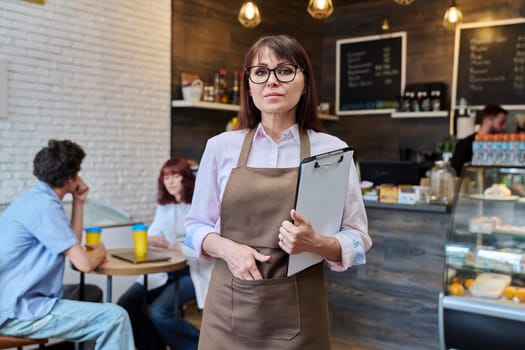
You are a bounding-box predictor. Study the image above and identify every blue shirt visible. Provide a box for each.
[0,181,78,325]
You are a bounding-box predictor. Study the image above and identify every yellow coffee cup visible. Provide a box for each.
[132,223,148,257]
[85,227,102,249]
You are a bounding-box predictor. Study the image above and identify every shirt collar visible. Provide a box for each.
[36,180,60,201]
[254,123,300,144]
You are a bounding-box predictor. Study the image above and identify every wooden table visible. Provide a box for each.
[93,248,187,303]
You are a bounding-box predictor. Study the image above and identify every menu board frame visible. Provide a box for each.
[451,18,525,111]
[336,32,406,116]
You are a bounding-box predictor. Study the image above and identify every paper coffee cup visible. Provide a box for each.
[132,223,148,257]
[85,227,102,249]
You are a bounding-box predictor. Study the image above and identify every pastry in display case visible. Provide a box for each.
[438,165,525,350]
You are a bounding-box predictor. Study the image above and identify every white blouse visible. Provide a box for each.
[185,123,372,271]
[137,203,212,309]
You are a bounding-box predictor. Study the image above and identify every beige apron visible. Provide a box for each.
[198,128,331,350]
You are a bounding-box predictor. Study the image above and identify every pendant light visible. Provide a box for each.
[393,0,415,5]
[381,16,390,31]
[381,0,390,31]
[307,0,334,20]
[238,1,261,28]
[443,0,463,30]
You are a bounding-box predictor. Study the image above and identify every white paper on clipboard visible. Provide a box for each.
[287,147,353,276]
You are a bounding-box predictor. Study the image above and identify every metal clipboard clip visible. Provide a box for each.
[314,150,345,168]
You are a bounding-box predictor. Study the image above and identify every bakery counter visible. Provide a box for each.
[364,200,450,213]
[326,202,449,350]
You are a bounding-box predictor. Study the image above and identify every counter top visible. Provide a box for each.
[364,200,450,213]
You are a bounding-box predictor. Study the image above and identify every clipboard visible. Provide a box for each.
[287,147,353,276]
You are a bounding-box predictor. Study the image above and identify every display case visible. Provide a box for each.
[438,165,525,350]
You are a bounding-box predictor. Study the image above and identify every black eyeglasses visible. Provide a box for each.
[245,63,303,84]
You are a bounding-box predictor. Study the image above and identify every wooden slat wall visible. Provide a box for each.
[326,207,449,350]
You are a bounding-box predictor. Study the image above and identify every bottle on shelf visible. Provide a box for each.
[509,133,520,166]
[231,70,240,105]
[471,134,485,165]
[484,134,498,166]
[455,97,474,139]
[219,69,229,104]
[411,91,421,112]
[400,91,411,112]
[431,90,442,111]
[420,91,431,111]
[430,153,456,205]
[214,72,221,103]
[519,133,525,166]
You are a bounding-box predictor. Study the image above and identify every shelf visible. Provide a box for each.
[453,228,525,238]
[171,100,339,121]
[364,200,449,213]
[391,111,448,118]
[172,100,240,112]
[447,261,520,275]
[318,113,339,121]
[442,295,525,322]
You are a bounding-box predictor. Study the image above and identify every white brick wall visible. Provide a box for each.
[0,0,172,224]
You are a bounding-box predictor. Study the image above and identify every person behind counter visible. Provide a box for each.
[118,157,212,350]
[0,139,134,350]
[184,34,372,349]
[451,104,508,175]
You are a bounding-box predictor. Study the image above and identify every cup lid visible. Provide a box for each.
[132,223,148,231]
[85,227,102,233]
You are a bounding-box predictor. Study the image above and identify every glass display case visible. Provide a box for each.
[438,165,525,350]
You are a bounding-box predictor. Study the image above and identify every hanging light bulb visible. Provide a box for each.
[307,0,334,20]
[381,15,390,31]
[393,0,415,5]
[238,1,261,28]
[443,0,463,30]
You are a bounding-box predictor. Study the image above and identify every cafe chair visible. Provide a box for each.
[0,335,48,349]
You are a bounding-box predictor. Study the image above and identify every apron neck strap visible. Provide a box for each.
[299,129,310,160]
[237,127,311,167]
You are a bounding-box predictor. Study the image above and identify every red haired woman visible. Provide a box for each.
[118,157,212,350]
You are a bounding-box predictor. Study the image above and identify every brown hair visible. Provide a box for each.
[480,104,508,120]
[238,34,325,132]
[157,157,195,205]
[33,139,85,188]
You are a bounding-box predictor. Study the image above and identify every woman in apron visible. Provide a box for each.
[185,34,372,350]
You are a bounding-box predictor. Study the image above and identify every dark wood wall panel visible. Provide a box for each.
[171,0,324,161]
[172,0,521,162]
[170,110,232,161]
[171,0,324,100]
[326,207,449,349]
[320,0,520,160]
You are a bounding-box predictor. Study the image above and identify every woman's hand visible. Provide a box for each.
[279,209,342,261]
[148,235,171,250]
[203,233,270,280]
[224,241,271,280]
[278,209,318,254]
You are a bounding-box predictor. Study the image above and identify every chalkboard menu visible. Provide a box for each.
[336,32,406,115]
[452,18,525,110]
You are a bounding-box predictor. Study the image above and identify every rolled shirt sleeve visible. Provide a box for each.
[185,136,225,257]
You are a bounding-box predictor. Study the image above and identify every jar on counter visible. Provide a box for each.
[430,159,457,205]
